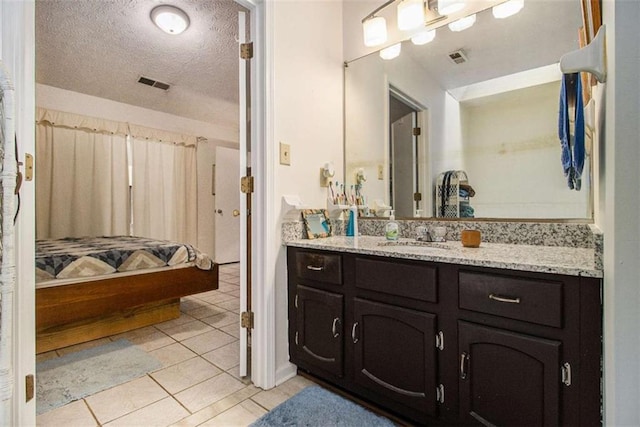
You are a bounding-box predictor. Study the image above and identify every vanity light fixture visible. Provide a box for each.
[448,13,476,31]
[397,0,425,31]
[151,5,190,35]
[363,15,388,47]
[437,0,465,15]
[411,29,436,45]
[380,43,402,60]
[492,0,524,19]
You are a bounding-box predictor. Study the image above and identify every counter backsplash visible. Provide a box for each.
[282,218,603,270]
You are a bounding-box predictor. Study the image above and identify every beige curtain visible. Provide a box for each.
[129,124,198,246]
[35,108,129,239]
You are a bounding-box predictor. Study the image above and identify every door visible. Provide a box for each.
[459,321,561,426]
[294,285,344,378]
[352,298,438,417]
[391,111,417,218]
[214,146,241,264]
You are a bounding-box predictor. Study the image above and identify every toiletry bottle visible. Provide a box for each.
[385,210,399,241]
[346,204,358,237]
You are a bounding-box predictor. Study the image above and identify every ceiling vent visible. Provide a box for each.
[137,76,171,91]
[447,49,468,65]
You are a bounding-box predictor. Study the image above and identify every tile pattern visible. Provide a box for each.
[36,263,316,426]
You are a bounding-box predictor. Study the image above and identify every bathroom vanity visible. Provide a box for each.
[286,235,602,426]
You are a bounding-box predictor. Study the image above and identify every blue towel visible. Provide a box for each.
[558,73,585,190]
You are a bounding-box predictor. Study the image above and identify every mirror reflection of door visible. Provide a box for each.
[390,93,420,218]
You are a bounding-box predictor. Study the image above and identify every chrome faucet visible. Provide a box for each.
[415,226,433,242]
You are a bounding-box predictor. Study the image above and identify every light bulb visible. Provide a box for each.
[397,0,425,31]
[379,43,402,60]
[448,13,476,32]
[438,0,465,15]
[492,0,524,19]
[411,29,436,45]
[363,16,387,47]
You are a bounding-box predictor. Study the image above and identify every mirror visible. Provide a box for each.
[302,209,332,239]
[345,0,594,220]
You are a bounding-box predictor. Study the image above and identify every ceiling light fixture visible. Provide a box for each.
[411,29,436,45]
[397,0,425,31]
[492,0,524,19]
[379,43,402,60]
[448,13,476,31]
[151,5,190,35]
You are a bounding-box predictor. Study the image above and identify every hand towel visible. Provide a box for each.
[558,73,585,190]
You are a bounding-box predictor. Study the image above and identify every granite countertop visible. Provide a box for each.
[286,235,602,278]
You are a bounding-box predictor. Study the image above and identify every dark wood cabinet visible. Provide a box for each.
[286,246,602,426]
[353,298,438,417]
[293,285,344,378]
[459,321,561,426]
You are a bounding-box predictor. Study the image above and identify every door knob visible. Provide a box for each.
[233,209,240,217]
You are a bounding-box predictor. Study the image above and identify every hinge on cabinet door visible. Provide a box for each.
[241,311,254,329]
[561,362,572,386]
[435,331,444,350]
[241,176,254,194]
[413,127,421,136]
[295,331,299,346]
[436,384,445,403]
[240,42,254,60]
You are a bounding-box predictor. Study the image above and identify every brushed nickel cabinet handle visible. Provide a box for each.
[331,317,341,338]
[351,322,359,344]
[460,352,469,379]
[306,265,324,271]
[489,293,521,304]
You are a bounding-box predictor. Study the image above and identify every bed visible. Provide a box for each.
[35,236,218,354]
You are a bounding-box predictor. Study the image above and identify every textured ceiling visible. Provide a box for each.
[36,0,248,126]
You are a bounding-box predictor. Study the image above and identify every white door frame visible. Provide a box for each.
[1,0,37,424]
[234,0,276,389]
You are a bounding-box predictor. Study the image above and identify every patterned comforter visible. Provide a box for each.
[36,236,213,284]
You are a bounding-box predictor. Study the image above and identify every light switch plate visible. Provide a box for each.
[280,142,291,165]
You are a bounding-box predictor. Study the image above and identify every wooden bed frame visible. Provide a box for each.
[35,264,218,353]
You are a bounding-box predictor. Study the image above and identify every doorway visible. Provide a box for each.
[388,88,429,218]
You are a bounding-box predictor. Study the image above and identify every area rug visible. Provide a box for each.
[250,385,396,427]
[36,338,162,415]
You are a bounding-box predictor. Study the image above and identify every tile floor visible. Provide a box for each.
[36,263,315,427]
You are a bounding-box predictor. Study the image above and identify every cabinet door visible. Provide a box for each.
[459,321,561,426]
[295,285,344,377]
[353,298,438,416]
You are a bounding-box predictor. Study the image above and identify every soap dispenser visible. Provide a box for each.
[385,210,399,241]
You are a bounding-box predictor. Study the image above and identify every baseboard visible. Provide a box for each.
[275,362,298,387]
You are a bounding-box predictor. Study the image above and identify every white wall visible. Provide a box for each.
[345,48,448,215]
[458,81,590,218]
[601,1,640,424]
[36,84,239,257]
[270,0,344,383]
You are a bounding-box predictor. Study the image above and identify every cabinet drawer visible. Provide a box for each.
[295,251,342,285]
[355,257,437,303]
[459,271,563,327]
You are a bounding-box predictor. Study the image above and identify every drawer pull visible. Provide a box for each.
[488,293,521,304]
[460,352,469,380]
[306,265,324,271]
[331,317,341,338]
[351,322,359,344]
